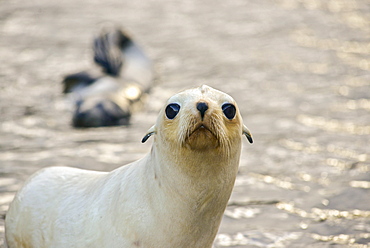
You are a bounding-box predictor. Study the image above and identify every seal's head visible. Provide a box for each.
[142,85,252,155]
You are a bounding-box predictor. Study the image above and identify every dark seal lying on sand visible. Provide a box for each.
[62,27,154,127]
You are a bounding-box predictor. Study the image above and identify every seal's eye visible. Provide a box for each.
[165,103,180,119]
[222,103,236,120]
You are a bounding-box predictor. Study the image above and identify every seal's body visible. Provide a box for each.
[5,85,253,248]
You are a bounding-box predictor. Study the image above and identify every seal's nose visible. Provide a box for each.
[196,102,208,119]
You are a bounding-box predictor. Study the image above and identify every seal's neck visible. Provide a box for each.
[144,144,240,246]
[151,142,240,208]
[153,143,240,189]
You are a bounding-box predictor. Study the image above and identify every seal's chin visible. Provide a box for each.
[185,124,219,150]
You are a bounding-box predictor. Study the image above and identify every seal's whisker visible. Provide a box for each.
[209,115,231,158]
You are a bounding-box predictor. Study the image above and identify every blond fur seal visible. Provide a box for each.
[5,85,253,248]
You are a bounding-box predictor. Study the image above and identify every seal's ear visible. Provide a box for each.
[142,125,156,143]
[242,125,253,144]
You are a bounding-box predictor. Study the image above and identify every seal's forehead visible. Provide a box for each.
[167,85,235,105]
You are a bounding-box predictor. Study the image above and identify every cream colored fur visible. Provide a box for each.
[5,85,252,248]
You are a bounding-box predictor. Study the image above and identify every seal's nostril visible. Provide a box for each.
[196,102,208,119]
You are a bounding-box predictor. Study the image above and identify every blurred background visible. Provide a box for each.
[0,0,369,247]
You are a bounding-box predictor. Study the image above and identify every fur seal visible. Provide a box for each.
[63,27,153,127]
[5,85,253,248]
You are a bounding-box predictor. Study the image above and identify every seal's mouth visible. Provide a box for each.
[189,123,215,137]
[184,122,220,150]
